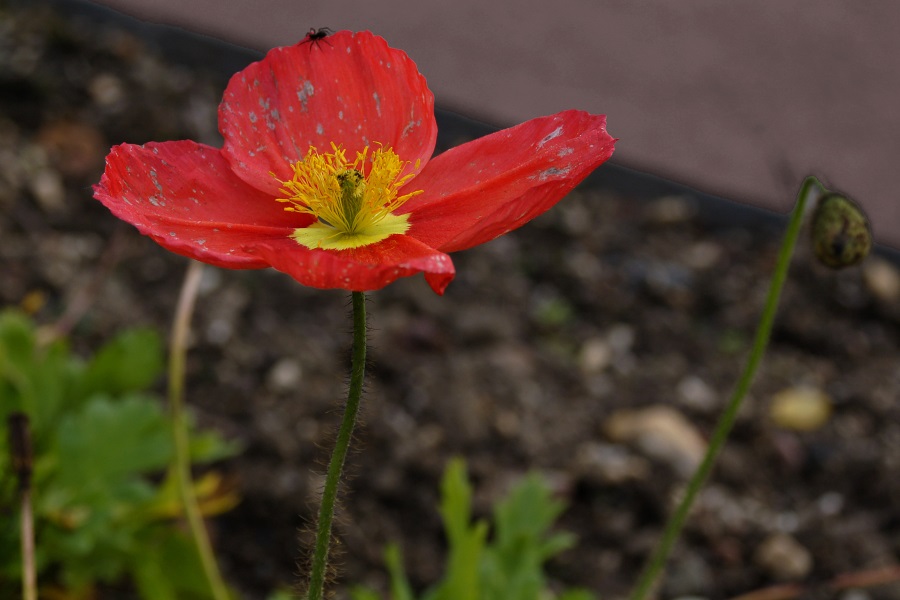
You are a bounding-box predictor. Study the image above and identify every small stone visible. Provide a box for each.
[560,199,591,235]
[266,358,303,392]
[607,323,635,354]
[664,551,714,597]
[769,387,832,432]
[198,267,224,295]
[494,409,521,437]
[205,318,233,345]
[603,405,707,479]
[677,376,718,412]
[575,441,650,484]
[816,491,844,517]
[579,337,612,374]
[29,168,65,213]
[645,195,696,224]
[754,533,813,580]
[683,241,723,270]
[89,73,126,107]
[863,257,900,303]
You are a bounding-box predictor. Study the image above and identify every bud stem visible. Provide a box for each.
[628,176,819,600]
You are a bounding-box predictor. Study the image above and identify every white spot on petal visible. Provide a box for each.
[297,80,315,112]
[537,126,563,148]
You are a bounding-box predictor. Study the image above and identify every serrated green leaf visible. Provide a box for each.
[440,458,473,544]
[482,472,578,600]
[54,394,173,489]
[494,474,567,552]
[432,458,486,600]
[80,328,164,397]
[0,311,239,597]
[365,461,591,600]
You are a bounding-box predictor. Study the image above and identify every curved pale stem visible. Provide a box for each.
[169,260,230,600]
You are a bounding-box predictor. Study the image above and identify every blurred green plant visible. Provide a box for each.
[0,309,239,599]
[352,459,594,600]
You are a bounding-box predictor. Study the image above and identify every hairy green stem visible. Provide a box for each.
[169,261,230,600]
[628,177,825,600]
[306,291,367,600]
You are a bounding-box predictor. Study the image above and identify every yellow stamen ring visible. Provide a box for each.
[277,143,421,250]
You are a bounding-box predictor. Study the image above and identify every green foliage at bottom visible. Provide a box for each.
[0,310,238,598]
[352,459,595,600]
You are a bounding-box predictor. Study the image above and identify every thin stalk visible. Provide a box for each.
[8,414,35,600]
[628,177,824,600]
[169,261,230,600]
[19,491,35,600]
[305,291,367,600]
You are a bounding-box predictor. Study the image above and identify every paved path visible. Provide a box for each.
[91,0,900,248]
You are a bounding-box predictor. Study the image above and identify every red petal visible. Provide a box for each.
[220,30,437,197]
[401,111,616,253]
[251,235,455,294]
[94,141,304,268]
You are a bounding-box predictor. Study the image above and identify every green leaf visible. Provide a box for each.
[80,328,164,397]
[131,530,215,600]
[431,458,486,600]
[557,590,597,600]
[366,461,592,600]
[0,311,36,361]
[493,473,572,563]
[0,312,239,596]
[350,588,383,600]
[54,394,173,489]
[189,423,242,464]
[385,544,415,600]
[0,310,76,432]
[483,473,577,600]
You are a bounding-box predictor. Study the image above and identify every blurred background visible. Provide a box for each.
[83,0,900,248]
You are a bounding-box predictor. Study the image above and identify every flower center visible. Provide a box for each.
[277,143,421,250]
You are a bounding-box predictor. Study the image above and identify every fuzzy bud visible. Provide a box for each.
[810,192,871,269]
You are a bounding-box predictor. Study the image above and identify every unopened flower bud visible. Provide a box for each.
[810,192,871,269]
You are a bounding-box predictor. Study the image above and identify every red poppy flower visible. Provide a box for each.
[94,30,616,295]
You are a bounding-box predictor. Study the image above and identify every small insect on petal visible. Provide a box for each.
[302,27,335,50]
[810,192,872,269]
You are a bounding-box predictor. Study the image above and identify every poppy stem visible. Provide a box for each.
[628,176,825,600]
[306,291,367,600]
[169,261,231,600]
